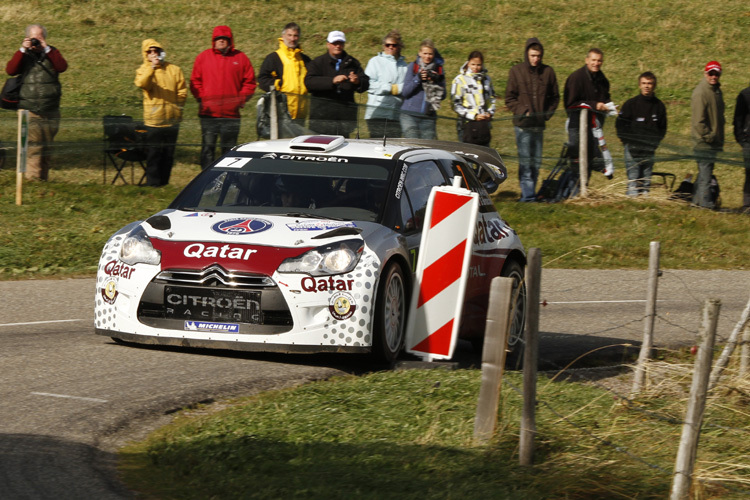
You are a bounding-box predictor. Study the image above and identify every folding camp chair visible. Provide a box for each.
[103,115,147,185]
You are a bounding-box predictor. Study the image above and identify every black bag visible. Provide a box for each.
[462,119,491,145]
[0,75,23,110]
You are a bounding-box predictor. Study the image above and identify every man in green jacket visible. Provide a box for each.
[5,24,67,181]
[691,61,725,209]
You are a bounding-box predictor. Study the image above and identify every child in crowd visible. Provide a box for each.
[451,51,495,146]
[400,39,445,139]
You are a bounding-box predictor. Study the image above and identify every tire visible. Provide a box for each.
[372,263,407,364]
[501,260,527,364]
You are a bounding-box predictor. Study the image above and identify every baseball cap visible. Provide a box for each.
[327,31,346,44]
[704,61,722,74]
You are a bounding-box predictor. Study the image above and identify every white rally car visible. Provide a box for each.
[95,136,526,362]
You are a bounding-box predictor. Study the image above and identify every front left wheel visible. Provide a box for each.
[372,263,407,364]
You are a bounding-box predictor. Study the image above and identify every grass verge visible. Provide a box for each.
[1,163,748,279]
[118,356,750,499]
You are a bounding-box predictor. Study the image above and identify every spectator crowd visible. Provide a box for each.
[4,23,750,212]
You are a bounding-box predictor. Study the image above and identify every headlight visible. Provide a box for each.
[278,239,363,276]
[119,225,161,266]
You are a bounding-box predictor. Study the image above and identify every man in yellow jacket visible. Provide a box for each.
[258,22,310,125]
[135,39,186,186]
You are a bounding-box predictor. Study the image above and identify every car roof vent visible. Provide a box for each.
[289,135,346,152]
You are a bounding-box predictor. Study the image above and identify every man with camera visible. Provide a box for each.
[5,24,67,181]
[135,39,186,187]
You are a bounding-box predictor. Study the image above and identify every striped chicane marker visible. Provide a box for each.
[405,181,478,361]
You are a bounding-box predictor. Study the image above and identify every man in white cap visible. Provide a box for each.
[691,60,725,209]
[304,30,369,137]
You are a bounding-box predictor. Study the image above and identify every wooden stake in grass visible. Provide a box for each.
[474,277,513,445]
[16,109,29,206]
[632,241,660,395]
[709,294,750,389]
[741,323,750,378]
[670,298,720,500]
[520,248,541,466]
[578,107,588,198]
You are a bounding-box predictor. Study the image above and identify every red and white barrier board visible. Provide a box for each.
[405,181,478,361]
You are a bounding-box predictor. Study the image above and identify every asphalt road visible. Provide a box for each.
[1,269,748,498]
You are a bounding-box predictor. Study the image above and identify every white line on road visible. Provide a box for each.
[31,392,108,403]
[543,300,668,304]
[0,319,87,327]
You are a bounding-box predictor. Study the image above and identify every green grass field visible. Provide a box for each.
[1,2,749,281]
[118,363,750,499]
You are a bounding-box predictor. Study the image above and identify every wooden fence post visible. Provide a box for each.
[709,294,750,388]
[16,109,29,206]
[632,241,660,395]
[474,277,513,445]
[578,108,588,198]
[741,323,750,378]
[520,248,541,466]
[270,91,279,140]
[670,299,720,500]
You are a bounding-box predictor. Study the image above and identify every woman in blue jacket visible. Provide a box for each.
[364,30,408,138]
[400,39,445,139]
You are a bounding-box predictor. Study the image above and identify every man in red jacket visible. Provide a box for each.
[190,26,256,169]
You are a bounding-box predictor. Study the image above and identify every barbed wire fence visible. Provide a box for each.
[483,244,750,498]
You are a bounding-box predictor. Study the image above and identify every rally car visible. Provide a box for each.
[95,135,526,362]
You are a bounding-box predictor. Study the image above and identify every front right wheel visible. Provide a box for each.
[502,259,527,367]
[372,263,407,364]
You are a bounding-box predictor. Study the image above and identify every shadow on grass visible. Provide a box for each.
[120,433,668,499]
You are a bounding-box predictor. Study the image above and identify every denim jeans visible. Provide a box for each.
[400,112,437,139]
[624,144,655,197]
[199,116,241,169]
[742,145,750,208]
[692,148,717,208]
[514,126,544,201]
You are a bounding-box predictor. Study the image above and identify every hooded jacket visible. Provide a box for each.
[189,26,257,119]
[364,52,408,120]
[504,38,559,129]
[451,62,496,121]
[691,78,725,150]
[6,45,67,115]
[258,39,311,119]
[134,39,187,127]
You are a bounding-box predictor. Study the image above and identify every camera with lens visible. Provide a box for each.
[30,38,41,47]
[425,69,439,81]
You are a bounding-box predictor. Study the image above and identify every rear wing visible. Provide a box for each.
[387,139,508,185]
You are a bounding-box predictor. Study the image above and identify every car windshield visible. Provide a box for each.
[170,156,392,222]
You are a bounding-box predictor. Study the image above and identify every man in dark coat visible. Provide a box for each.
[615,72,667,196]
[505,37,559,201]
[563,48,611,176]
[5,24,67,181]
[304,31,369,137]
[733,83,750,211]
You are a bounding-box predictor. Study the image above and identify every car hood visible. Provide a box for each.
[140,210,366,275]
